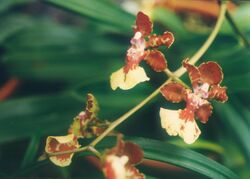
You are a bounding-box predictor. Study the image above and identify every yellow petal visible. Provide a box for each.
[179,120,201,144]
[110,66,149,90]
[160,108,182,136]
[160,108,201,144]
[104,155,128,179]
[45,134,80,167]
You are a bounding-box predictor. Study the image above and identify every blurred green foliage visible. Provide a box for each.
[0,0,249,178]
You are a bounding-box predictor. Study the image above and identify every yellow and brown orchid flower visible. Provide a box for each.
[102,136,145,179]
[160,60,228,144]
[45,94,109,167]
[110,11,174,90]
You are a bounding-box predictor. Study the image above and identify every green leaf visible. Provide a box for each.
[221,3,250,35]
[96,137,237,179]
[169,139,224,154]
[20,135,40,169]
[45,0,134,32]
[152,7,187,37]
[224,73,250,92]
[0,94,82,143]
[1,17,126,82]
[0,0,34,13]
[0,15,34,43]
[0,83,153,143]
[214,102,250,163]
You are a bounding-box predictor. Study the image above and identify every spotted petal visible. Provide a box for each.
[195,103,213,123]
[107,135,144,165]
[125,165,145,179]
[160,108,200,144]
[103,136,144,179]
[135,11,152,36]
[160,82,187,103]
[145,50,167,72]
[147,32,174,48]
[45,134,80,167]
[183,60,201,88]
[198,61,223,85]
[110,67,149,90]
[208,85,228,102]
[103,155,144,179]
[104,155,129,179]
[123,142,144,165]
[160,108,183,136]
[86,93,99,118]
[179,119,201,144]
[161,31,175,48]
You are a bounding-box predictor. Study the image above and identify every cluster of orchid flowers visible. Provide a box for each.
[44,94,144,178]
[45,94,110,166]
[43,11,228,179]
[110,11,228,144]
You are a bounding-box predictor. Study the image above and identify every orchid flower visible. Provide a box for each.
[102,136,144,179]
[110,11,174,90]
[160,60,228,144]
[45,94,109,166]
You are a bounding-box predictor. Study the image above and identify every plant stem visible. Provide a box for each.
[164,69,190,89]
[174,2,227,77]
[88,146,101,158]
[49,146,88,156]
[47,145,102,157]
[225,10,250,47]
[47,2,227,157]
[90,78,172,147]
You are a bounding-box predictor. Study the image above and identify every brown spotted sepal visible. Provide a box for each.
[102,135,144,179]
[145,50,167,72]
[160,60,228,144]
[134,11,152,36]
[208,85,228,103]
[160,82,187,103]
[68,93,109,138]
[45,134,80,167]
[86,93,99,119]
[147,31,174,48]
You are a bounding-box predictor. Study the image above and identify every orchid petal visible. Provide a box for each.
[195,103,213,123]
[145,50,167,72]
[161,82,187,103]
[45,134,80,167]
[104,155,129,179]
[135,11,152,36]
[147,32,174,48]
[183,60,201,88]
[160,108,183,136]
[110,67,149,90]
[161,31,175,48]
[198,61,223,85]
[179,119,201,144]
[160,108,200,144]
[208,85,228,102]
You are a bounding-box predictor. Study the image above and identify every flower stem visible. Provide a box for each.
[164,69,190,89]
[48,146,88,157]
[174,2,227,77]
[47,145,101,158]
[90,78,171,147]
[47,2,227,157]
[225,10,250,47]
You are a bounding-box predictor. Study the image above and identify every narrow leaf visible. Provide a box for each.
[45,0,134,32]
